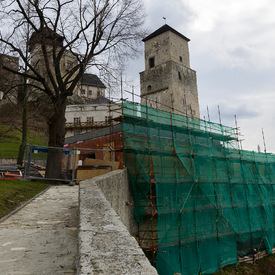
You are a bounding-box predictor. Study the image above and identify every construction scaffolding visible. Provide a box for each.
[122,100,275,275]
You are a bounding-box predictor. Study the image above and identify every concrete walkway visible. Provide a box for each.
[0,185,79,275]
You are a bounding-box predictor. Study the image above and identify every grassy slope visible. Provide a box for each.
[0,123,47,159]
[0,179,49,218]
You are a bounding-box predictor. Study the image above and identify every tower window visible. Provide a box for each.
[179,56,183,62]
[178,72,182,80]
[147,85,152,92]
[149,57,155,68]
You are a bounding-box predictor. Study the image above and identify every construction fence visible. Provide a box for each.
[0,141,118,183]
[122,100,275,275]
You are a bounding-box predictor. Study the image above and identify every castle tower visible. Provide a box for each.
[140,25,200,118]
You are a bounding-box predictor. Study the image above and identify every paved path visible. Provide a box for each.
[0,185,79,275]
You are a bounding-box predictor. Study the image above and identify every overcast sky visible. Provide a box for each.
[123,0,275,153]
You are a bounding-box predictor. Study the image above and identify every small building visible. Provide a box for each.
[63,123,124,182]
[75,73,106,99]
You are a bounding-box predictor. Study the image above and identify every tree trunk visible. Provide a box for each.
[45,97,67,180]
[17,82,28,167]
[17,102,27,166]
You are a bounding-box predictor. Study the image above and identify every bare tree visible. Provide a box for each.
[0,0,146,179]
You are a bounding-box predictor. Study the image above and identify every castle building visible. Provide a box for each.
[28,28,106,102]
[28,27,78,94]
[140,25,200,118]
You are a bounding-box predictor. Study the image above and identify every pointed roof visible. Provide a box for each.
[142,24,190,42]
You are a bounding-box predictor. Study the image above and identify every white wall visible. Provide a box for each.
[65,103,121,137]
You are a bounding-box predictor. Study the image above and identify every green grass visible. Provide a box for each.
[0,123,48,159]
[0,179,49,218]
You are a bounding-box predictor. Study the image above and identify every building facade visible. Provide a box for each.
[65,96,121,138]
[140,25,200,118]
[28,28,106,101]
[75,73,106,99]
[28,28,78,95]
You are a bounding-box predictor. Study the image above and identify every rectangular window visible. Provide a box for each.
[105,116,112,122]
[88,90,92,96]
[149,57,155,68]
[97,90,101,97]
[87,117,94,123]
[74,117,81,124]
[81,89,85,95]
[74,130,81,136]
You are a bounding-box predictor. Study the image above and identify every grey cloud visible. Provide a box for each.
[201,103,261,126]
[145,0,195,32]
[229,46,252,60]
[223,104,261,119]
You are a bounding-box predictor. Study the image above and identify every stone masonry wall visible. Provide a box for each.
[140,60,199,117]
[78,169,158,275]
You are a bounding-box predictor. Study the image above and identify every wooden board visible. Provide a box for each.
[82,158,120,170]
[76,167,112,183]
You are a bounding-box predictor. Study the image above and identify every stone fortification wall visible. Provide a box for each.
[78,169,158,275]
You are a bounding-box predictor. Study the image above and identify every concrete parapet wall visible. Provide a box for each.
[78,169,158,275]
[93,169,137,235]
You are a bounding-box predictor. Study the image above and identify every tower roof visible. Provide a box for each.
[28,27,64,52]
[142,24,190,42]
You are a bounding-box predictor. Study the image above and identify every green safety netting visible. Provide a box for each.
[122,100,275,275]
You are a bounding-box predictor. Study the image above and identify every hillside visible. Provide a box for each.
[0,102,48,158]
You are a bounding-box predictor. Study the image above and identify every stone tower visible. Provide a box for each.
[140,25,200,118]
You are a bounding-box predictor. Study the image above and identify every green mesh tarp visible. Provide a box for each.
[122,100,275,275]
